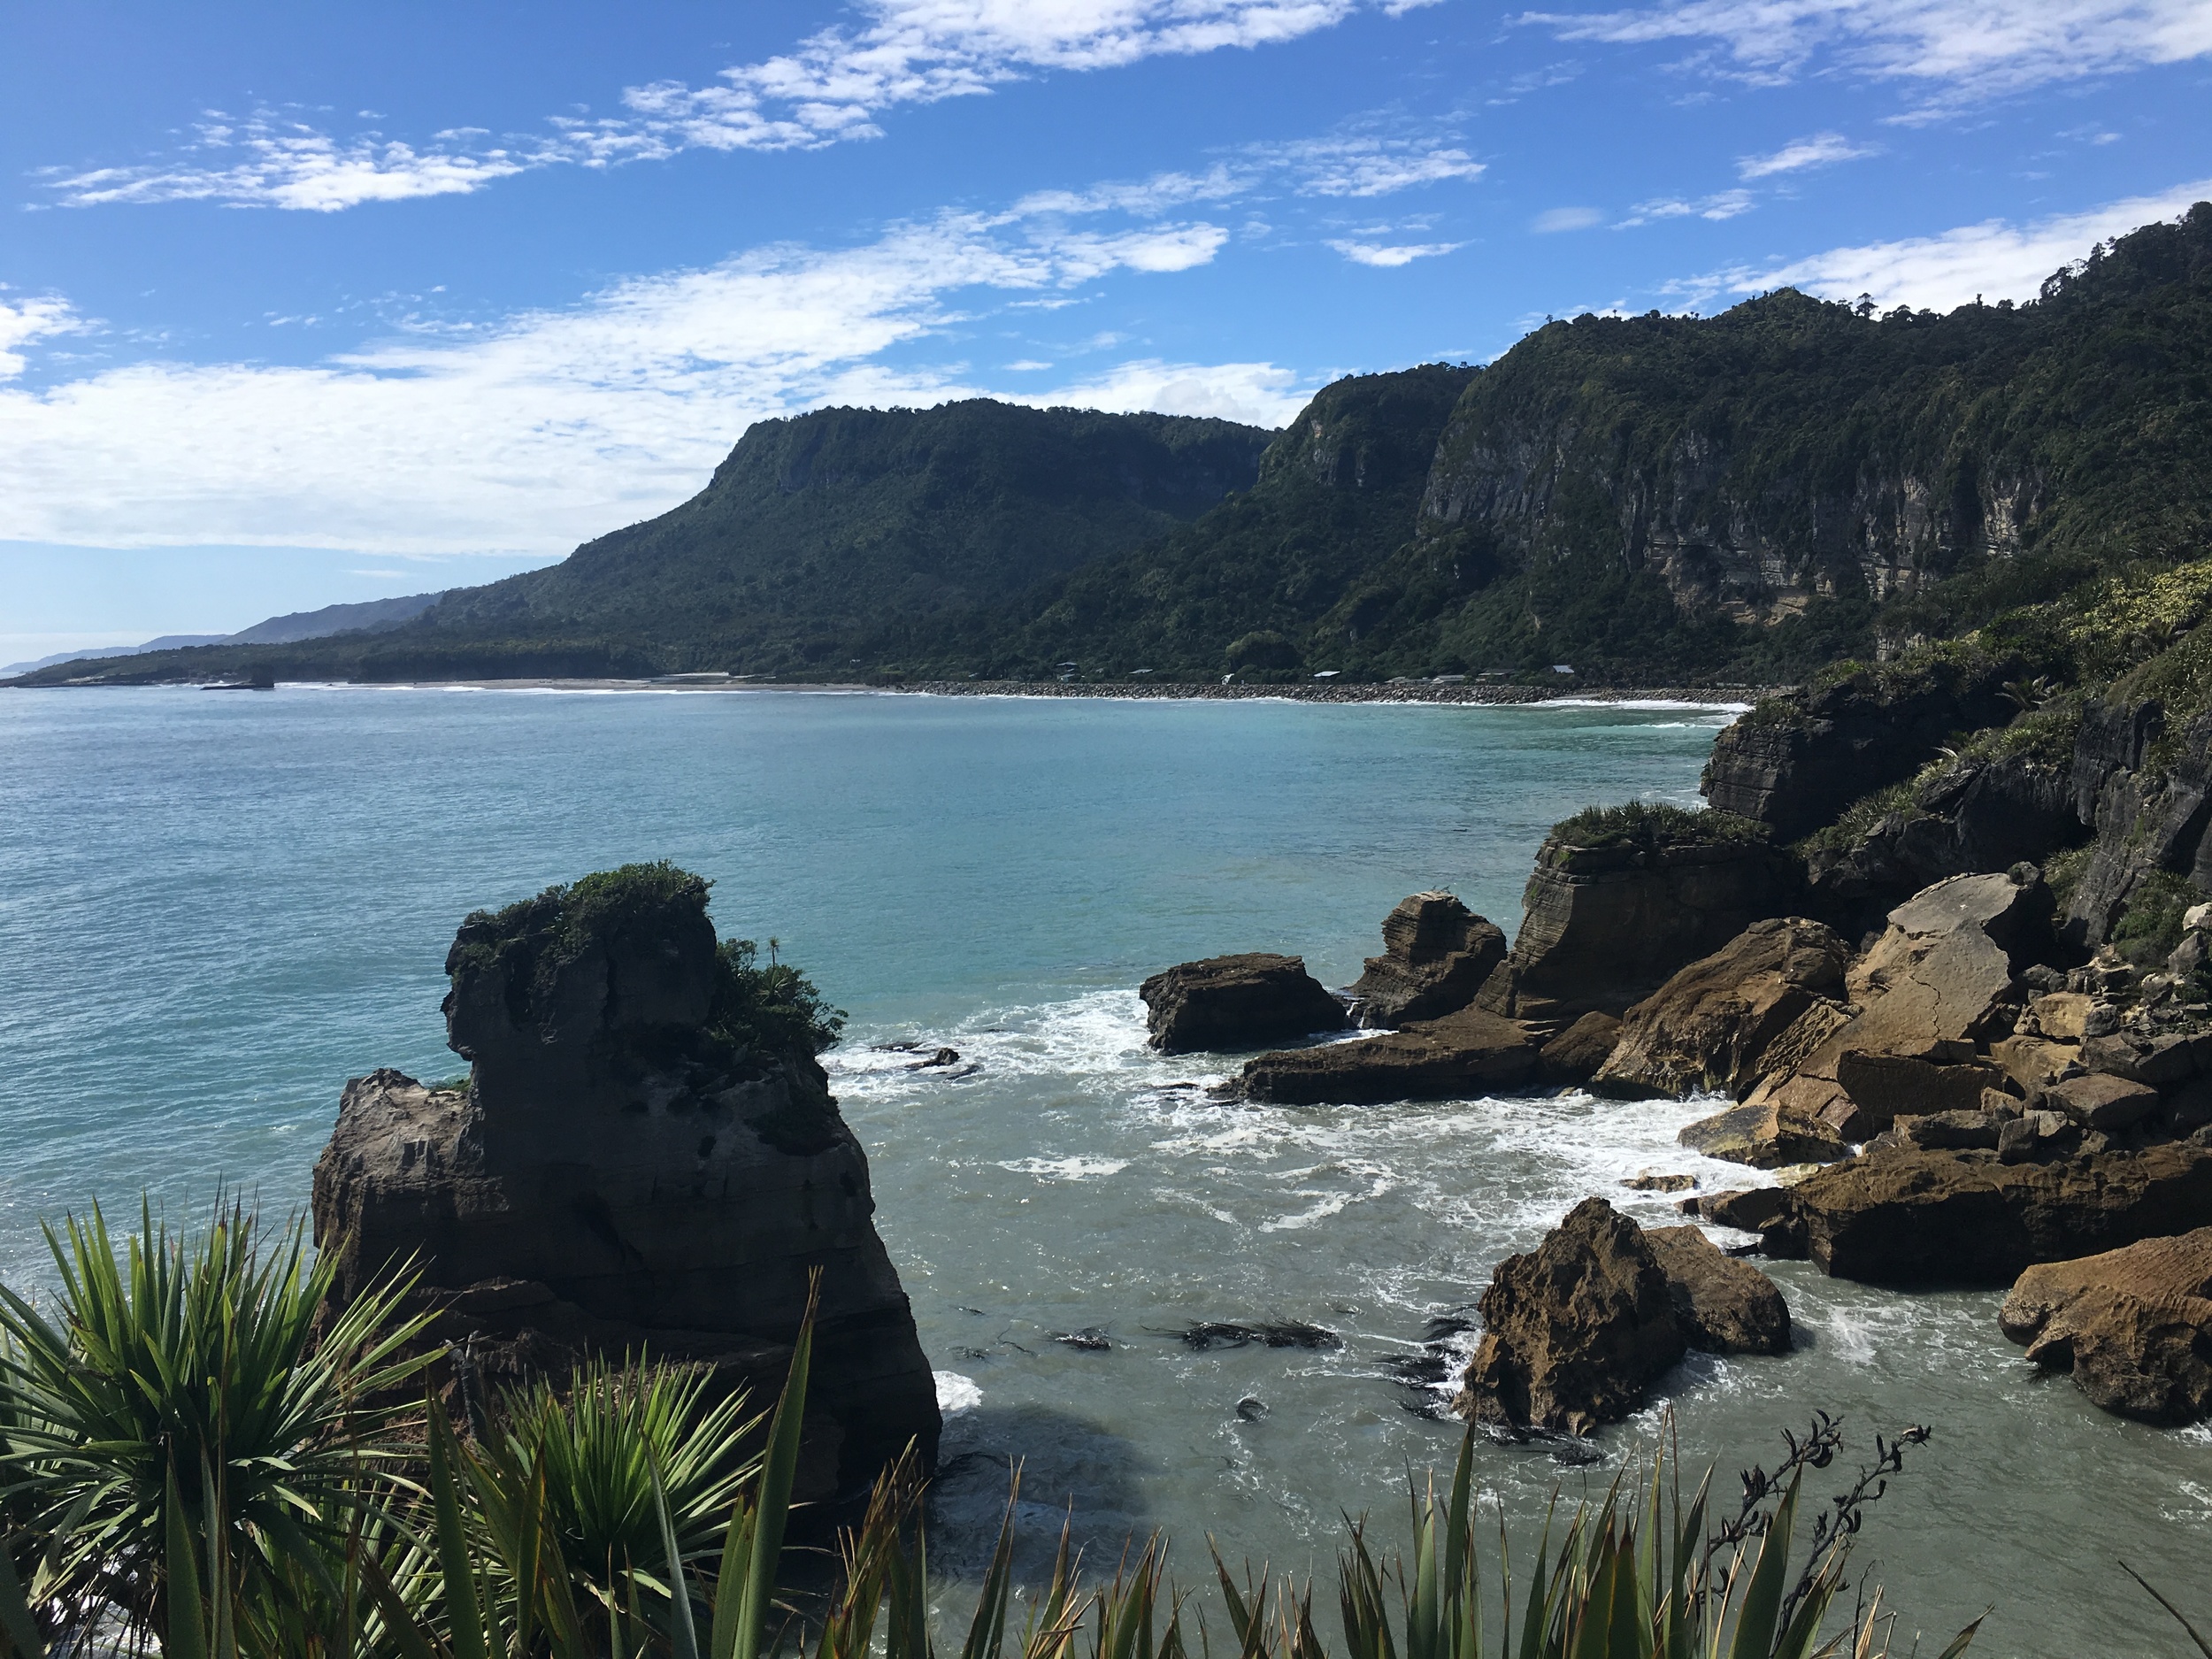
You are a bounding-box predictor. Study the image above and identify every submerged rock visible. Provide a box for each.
[1140,953,1345,1053]
[1455,1198,1790,1435]
[1348,892,1507,1026]
[2000,1228,2212,1425]
[1233,1004,1537,1104]
[311,865,941,1501]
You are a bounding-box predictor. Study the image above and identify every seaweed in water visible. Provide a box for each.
[1176,1320,1342,1350]
[1052,1328,1111,1351]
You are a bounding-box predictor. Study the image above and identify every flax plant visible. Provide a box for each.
[0,1200,432,1652]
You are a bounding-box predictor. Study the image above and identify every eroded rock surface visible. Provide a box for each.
[1140,953,1345,1052]
[1349,893,1506,1026]
[1757,1142,2212,1285]
[1595,918,1848,1099]
[311,868,941,1500]
[1233,1004,1536,1104]
[1476,834,1801,1024]
[1455,1199,1790,1434]
[2001,1228,2212,1424]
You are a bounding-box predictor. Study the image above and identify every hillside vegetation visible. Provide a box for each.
[12,203,2209,689]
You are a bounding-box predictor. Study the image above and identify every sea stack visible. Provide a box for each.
[311,863,941,1500]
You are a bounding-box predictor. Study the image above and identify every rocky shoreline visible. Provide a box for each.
[895,680,1770,706]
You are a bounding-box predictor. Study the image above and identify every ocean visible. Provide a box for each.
[1,685,2204,1655]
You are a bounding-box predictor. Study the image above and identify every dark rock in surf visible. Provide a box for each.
[1178,1320,1342,1350]
[1140,953,1346,1053]
[1232,1004,1537,1104]
[1644,1225,1792,1355]
[311,865,941,1502]
[1348,892,1506,1026]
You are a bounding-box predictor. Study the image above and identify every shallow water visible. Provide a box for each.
[0,686,2205,1655]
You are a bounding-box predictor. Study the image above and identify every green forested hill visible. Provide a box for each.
[14,204,2210,689]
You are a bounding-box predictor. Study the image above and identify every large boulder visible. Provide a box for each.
[1140,953,1345,1052]
[1594,918,1849,1099]
[1756,1142,2212,1285]
[1233,1004,1537,1104]
[1455,1198,1686,1434]
[1476,818,1802,1024]
[2000,1228,2212,1425]
[1676,1102,1848,1169]
[1455,1198,1791,1433]
[1348,893,1506,1026]
[1645,1225,1792,1355]
[311,865,941,1501]
[1731,870,2052,1141]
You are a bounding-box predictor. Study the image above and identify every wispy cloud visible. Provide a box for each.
[0,194,1312,555]
[1517,0,2212,119]
[44,1,1443,212]
[1617,188,1752,226]
[1532,205,1603,232]
[1666,176,2212,311]
[1738,130,1876,177]
[0,295,86,378]
[1325,238,1463,265]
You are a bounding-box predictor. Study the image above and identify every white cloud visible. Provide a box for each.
[1012,135,1481,221]
[1617,188,1754,226]
[0,296,86,379]
[1738,130,1876,177]
[1671,176,2212,311]
[0,199,1312,555]
[47,2,1436,211]
[44,112,534,211]
[1003,358,1055,371]
[1271,136,1484,196]
[1326,238,1463,265]
[1517,0,2212,118]
[1532,205,1603,232]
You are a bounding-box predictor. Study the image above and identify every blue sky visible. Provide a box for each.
[4,0,2211,658]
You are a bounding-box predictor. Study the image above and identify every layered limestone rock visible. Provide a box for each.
[1537,1011,1624,1086]
[2061,702,2212,949]
[311,866,941,1500]
[1594,918,1850,1100]
[1140,953,1345,1052]
[1680,870,2050,1161]
[1348,893,1506,1027]
[1475,833,1801,1025]
[2001,1227,2212,1425]
[1752,1142,2212,1285]
[1233,1004,1536,1105]
[1455,1198,1789,1434]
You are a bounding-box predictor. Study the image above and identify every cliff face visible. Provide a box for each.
[311,866,940,1500]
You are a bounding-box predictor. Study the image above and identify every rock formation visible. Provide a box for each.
[1348,893,1506,1026]
[1751,1141,2212,1285]
[1455,1199,1790,1434]
[311,864,941,1501]
[1594,918,1850,1099]
[1678,870,2050,1161]
[1232,1005,1536,1105]
[2000,1227,2212,1424]
[1474,826,1801,1025]
[1537,1011,1624,1086]
[1140,953,1345,1052]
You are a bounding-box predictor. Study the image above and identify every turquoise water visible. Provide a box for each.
[1,686,2206,1655]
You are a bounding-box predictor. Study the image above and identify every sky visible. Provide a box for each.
[4,1,2212,660]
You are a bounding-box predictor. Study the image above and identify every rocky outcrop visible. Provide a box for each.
[1348,893,1506,1026]
[1538,1011,1624,1086]
[1233,1005,1536,1104]
[1594,918,1849,1099]
[2060,702,2212,949]
[1754,1142,2212,1285]
[1677,1102,1847,1169]
[311,866,941,1500]
[1140,953,1345,1052]
[1718,871,2050,1148]
[1701,664,2017,841]
[1455,1199,1789,1434]
[2000,1227,2212,1424]
[1645,1225,1792,1355]
[1475,832,1802,1024]
[1803,750,2083,945]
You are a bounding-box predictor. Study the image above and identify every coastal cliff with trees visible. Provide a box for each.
[12,202,2208,693]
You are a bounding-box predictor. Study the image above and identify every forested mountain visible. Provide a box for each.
[14,203,2209,689]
